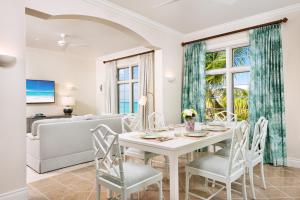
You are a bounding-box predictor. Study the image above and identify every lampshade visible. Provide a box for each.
[61,96,75,106]
[139,96,147,106]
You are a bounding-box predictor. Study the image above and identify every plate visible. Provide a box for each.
[203,127,229,132]
[141,134,159,139]
[185,131,209,137]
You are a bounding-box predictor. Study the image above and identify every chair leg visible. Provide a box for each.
[185,173,190,200]
[260,161,267,189]
[164,155,169,174]
[204,178,208,188]
[226,182,232,200]
[121,190,126,200]
[190,152,193,161]
[242,169,248,200]
[249,167,256,199]
[212,179,216,188]
[96,182,101,200]
[159,181,163,200]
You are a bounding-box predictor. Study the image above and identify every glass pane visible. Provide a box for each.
[205,50,226,71]
[118,84,130,113]
[132,66,139,79]
[233,46,250,67]
[233,72,250,120]
[133,83,139,113]
[118,68,129,81]
[205,74,226,120]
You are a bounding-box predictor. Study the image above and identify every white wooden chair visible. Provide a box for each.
[247,117,268,199]
[91,124,163,200]
[216,117,268,199]
[122,115,158,164]
[148,112,166,130]
[213,111,238,151]
[185,121,249,200]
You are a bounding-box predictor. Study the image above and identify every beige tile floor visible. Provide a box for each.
[28,154,300,200]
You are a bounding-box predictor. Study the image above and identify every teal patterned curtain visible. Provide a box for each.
[182,42,206,122]
[249,24,287,166]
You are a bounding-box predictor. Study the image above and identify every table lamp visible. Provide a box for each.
[61,96,75,115]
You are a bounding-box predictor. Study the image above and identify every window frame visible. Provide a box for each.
[205,40,250,119]
[117,63,139,114]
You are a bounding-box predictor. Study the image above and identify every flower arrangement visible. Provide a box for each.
[182,108,198,119]
[182,109,198,132]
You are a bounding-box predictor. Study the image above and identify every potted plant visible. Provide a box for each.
[182,109,198,132]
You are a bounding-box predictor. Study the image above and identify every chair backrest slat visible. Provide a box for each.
[148,112,165,130]
[214,111,237,126]
[251,117,268,158]
[91,124,125,186]
[122,114,142,133]
[228,121,249,175]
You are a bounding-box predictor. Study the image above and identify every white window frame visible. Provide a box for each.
[117,63,139,113]
[205,39,250,117]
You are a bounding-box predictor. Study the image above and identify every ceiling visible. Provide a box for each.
[108,0,300,33]
[26,15,148,58]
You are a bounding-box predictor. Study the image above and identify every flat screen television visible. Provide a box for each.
[26,79,55,104]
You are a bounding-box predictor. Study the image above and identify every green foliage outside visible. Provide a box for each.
[205,50,249,121]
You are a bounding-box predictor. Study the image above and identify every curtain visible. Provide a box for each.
[138,52,155,129]
[249,24,287,166]
[182,41,206,122]
[104,61,118,114]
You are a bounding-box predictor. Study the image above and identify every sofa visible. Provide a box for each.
[26,114,123,173]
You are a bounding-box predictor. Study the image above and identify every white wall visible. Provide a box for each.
[26,47,97,116]
[184,6,300,167]
[281,10,300,167]
[26,0,184,124]
[0,0,27,198]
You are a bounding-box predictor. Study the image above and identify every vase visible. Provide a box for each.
[185,117,196,132]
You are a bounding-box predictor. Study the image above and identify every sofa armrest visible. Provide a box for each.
[26,133,40,140]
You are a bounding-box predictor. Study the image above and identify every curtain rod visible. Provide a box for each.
[103,50,155,64]
[182,17,288,46]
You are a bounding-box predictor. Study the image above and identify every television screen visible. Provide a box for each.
[26,80,55,103]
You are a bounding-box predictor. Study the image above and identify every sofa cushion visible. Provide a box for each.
[31,118,71,136]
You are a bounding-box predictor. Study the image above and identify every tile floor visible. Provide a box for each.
[28,154,300,200]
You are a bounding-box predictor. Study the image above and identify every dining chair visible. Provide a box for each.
[185,121,249,200]
[91,124,163,200]
[213,111,238,152]
[122,114,158,165]
[148,112,166,130]
[216,117,268,199]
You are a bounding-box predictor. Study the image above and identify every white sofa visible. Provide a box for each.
[26,115,123,173]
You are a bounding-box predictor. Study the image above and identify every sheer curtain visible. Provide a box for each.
[249,24,287,166]
[138,52,154,129]
[182,41,206,122]
[104,61,117,114]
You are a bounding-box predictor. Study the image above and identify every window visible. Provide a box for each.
[205,46,250,121]
[117,65,139,114]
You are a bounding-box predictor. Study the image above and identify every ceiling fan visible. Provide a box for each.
[57,33,88,50]
[153,0,239,8]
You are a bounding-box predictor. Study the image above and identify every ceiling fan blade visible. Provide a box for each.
[153,0,181,8]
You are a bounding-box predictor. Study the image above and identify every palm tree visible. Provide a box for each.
[204,50,249,121]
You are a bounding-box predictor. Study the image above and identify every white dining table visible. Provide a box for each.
[119,126,234,200]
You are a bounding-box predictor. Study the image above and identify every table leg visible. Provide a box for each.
[169,155,179,200]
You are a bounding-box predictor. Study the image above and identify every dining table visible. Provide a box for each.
[118,124,234,200]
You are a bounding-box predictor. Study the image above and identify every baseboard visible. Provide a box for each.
[287,157,300,168]
[0,187,27,200]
